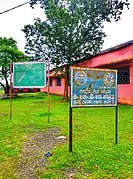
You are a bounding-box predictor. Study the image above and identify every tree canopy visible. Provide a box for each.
[23,0,129,99]
[23,0,129,67]
[0,37,28,94]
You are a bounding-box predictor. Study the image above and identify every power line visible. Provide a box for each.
[0,1,30,15]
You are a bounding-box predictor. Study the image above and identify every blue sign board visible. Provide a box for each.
[71,67,117,107]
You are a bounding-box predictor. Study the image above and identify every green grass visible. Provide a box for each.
[0,93,133,178]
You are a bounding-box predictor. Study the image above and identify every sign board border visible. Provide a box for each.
[13,61,46,88]
[69,66,118,152]
[71,67,118,108]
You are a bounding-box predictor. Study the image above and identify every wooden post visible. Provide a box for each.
[10,62,13,120]
[48,58,50,123]
[69,66,73,152]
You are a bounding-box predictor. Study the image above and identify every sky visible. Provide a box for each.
[0,0,133,53]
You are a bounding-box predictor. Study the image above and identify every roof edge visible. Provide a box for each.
[50,39,133,71]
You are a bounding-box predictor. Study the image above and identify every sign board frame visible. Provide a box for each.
[71,67,117,108]
[69,66,118,152]
[13,61,46,88]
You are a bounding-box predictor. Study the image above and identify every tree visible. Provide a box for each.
[0,37,28,95]
[23,0,129,100]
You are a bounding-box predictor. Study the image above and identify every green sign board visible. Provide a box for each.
[13,62,46,88]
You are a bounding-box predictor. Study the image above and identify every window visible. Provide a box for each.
[56,77,61,86]
[49,79,52,86]
[117,66,130,84]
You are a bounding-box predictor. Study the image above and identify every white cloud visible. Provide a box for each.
[0,0,132,52]
[0,0,45,51]
[103,0,133,49]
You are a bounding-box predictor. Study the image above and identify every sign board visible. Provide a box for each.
[13,61,46,88]
[71,67,117,107]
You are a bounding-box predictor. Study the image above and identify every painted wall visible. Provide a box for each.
[74,45,133,105]
[41,45,133,105]
[75,45,133,68]
[118,64,133,105]
[41,77,70,96]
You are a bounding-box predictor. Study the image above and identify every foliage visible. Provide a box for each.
[0,37,28,94]
[23,0,129,99]
[24,0,129,65]
[0,93,133,178]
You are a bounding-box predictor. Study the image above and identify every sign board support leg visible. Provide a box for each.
[47,58,50,123]
[69,106,72,152]
[10,62,12,120]
[115,106,118,144]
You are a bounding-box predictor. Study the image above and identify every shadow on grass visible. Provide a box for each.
[39,112,52,117]
[6,93,47,101]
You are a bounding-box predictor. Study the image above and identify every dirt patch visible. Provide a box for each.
[64,168,90,179]
[16,128,66,179]
[65,168,77,179]
[0,112,8,117]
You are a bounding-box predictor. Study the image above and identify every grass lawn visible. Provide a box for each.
[0,93,133,178]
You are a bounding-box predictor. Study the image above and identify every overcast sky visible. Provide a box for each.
[0,0,133,53]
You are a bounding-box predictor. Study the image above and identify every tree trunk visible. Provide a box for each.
[62,66,69,101]
[4,75,10,95]
[0,82,7,94]
[1,67,10,94]
[63,76,68,101]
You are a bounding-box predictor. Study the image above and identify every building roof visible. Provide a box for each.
[49,39,133,74]
[100,40,133,55]
[75,40,133,64]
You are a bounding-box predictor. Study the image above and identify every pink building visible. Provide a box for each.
[41,40,133,105]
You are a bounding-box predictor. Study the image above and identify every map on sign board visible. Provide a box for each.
[71,67,117,107]
[13,62,46,88]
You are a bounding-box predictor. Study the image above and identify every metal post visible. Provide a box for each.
[10,62,13,120]
[115,105,118,144]
[115,74,118,144]
[47,58,50,123]
[69,66,73,152]
[69,106,72,152]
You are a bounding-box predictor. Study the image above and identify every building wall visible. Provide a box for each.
[118,64,133,105]
[41,64,133,105]
[75,45,133,68]
[41,45,133,105]
[74,45,133,105]
[41,77,70,96]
